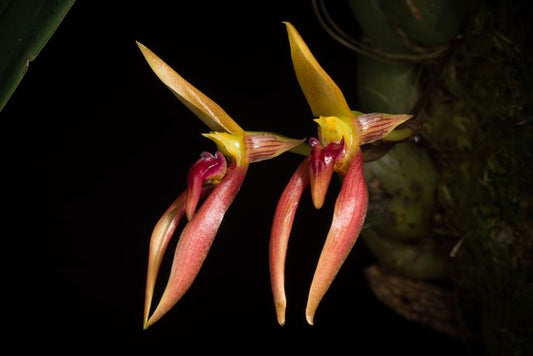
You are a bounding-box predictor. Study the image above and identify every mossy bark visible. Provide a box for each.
[347,0,532,354]
[422,2,533,353]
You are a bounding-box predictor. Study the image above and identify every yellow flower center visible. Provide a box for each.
[202,132,246,165]
[314,116,359,147]
[314,116,361,173]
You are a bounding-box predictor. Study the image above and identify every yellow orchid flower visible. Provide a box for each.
[269,22,412,326]
[137,42,304,329]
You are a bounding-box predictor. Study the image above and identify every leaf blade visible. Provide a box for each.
[0,0,77,112]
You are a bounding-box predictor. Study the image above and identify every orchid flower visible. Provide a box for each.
[137,42,304,329]
[269,22,413,325]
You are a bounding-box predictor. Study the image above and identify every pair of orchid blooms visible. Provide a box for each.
[139,22,411,329]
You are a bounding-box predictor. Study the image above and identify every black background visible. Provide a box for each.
[2,1,476,354]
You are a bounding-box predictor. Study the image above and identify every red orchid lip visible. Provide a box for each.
[308,137,344,209]
[186,151,227,220]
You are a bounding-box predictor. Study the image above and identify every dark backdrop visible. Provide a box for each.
[1,1,474,354]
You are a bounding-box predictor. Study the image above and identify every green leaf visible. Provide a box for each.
[0,0,76,112]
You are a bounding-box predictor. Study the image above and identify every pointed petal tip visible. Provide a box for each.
[275,301,287,326]
[284,20,353,118]
[144,319,155,330]
[311,194,325,210]
[136,40,153,59]
[185,209,194,222]
[142,308,150,330]
[143,309,160,330]
[305,293,319,326]
[282,21,294,32]
[305,311,315,326]
[144,303,167,329]
[282,21,297,33]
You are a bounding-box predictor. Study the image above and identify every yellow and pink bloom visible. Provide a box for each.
[137,42,303,329]
[137,21,412,329]
[269,22,412,325]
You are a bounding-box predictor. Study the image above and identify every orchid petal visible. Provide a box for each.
[186,151,227,220]
[244,131,305,163]
[356,113,412,144]
[145,164,248,328]
[269,158,310,325]
[305,149,368,325]
[284,22,353,119]
[136,41,244,134]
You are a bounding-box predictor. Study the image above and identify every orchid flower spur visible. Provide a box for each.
[137,42,304,329]
[269,22,413,325]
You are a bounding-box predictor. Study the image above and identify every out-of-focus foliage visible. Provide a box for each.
[0,0,76,112]
[349,0,467,53]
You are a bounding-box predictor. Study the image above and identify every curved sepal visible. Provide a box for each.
[136,41,244,134]
[284,22,353,119]
[145,164,248,328]
[305,149,368,325]
[269,158,310,325]
[143,191,188,329]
